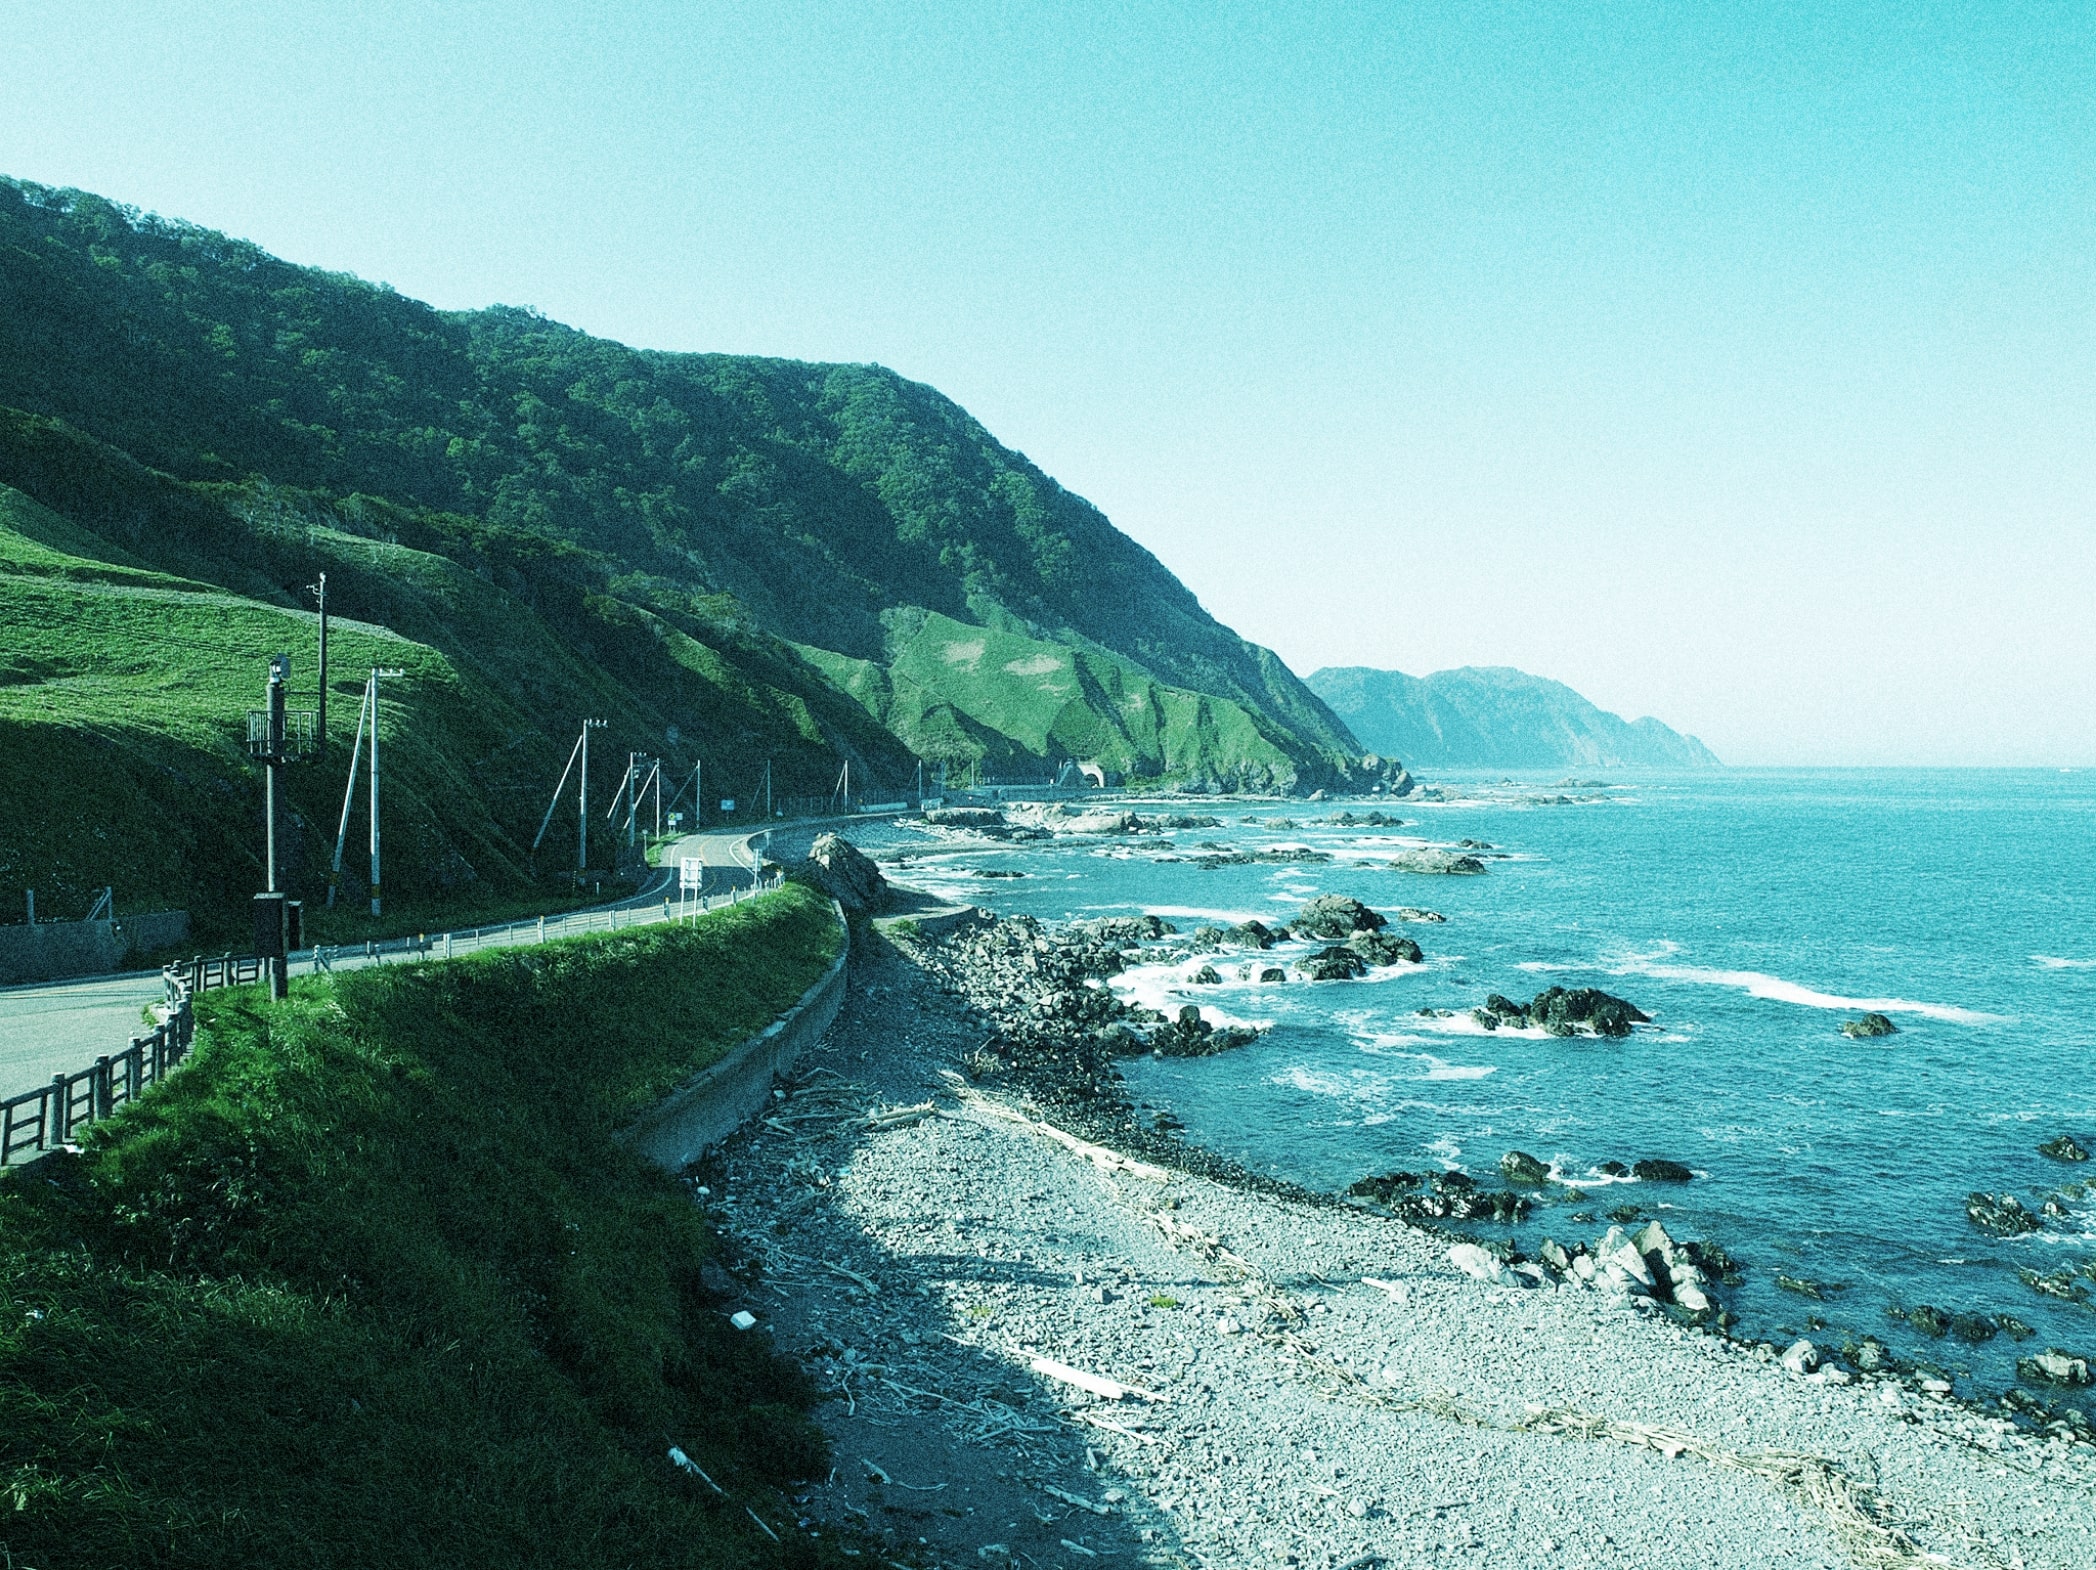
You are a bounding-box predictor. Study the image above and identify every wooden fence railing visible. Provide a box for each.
[1,971,195,1167]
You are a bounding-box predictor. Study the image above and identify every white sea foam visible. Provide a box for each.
[1617,956,1998,1025]
[1420,1056,1496,1081]
[2034,955,2096,970]
[1140,906,1272,925]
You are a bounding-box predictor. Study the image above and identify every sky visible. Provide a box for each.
[4,1,2093,764]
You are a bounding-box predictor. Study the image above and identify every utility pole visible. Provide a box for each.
[367,668,382,918]
[247,653,315,999]
[307,573,328,763]
[531,720,599,868]
[625,751,638,848]
[367,668,403,918]
[264,655,287,895]
[764,758,773,820]
[328,674,369,909]
[578,718,605,875]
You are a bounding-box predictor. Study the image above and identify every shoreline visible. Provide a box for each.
[701,915,2096,1569]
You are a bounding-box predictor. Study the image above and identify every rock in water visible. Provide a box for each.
[1632,1158,1695,1183]
[1346,1171,1423,1206]
[791,833,888,911]
[923,806,1010,834]
[1948,1313,1998,1344]
[2039,1134,2091,1163]
[1296,945,1370,982]
[1471,987,1651,1038]
[1966,1192,2043,1237]
[1841,1012,1899,1038]
[1147,1004,1258,1057]
[1531,986,1650,1038]
[1290,895,1388,938]
[1387,849,1488,875]
[2018,1348,2094,1387]
[1501,1150,1552,1185]
[1346,929,1423,966]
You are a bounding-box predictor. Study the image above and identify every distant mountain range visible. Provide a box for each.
[1305,666,1720,770]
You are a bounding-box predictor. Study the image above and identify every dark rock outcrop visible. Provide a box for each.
[1501,1150,1552,1185]
[1968,1192,2043,1237]
[1472,987,1651,1038]
[1841,1012,1898,1039]
[1347,929,1423,966]
[1296,946,1369,982]
[790,833,888,911]
[1387,850,1487,875]
[2039,1134,2091,1163]
[1290,895,1387,939]
[923,806,1010,834]
[1149,1004,1258,1057]
[1632,1158,1695,1183]
[1348,1168,1530,1225]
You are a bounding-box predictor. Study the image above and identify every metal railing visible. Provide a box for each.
[0,871,786,1167]
[2,972,194,1166]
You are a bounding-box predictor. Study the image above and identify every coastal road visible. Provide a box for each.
[0,827,774,1106]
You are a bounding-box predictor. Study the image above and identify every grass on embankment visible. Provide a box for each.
[0,884,850,1569]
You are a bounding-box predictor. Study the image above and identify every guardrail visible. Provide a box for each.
[2,970,194,1166]
[0,871,787,1168]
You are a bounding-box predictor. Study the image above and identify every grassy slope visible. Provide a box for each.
[0,412,915,942]
[0,885,847,1569]
[797,608,1302,784]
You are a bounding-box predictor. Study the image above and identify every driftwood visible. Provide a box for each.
[1027,1353,1168,1404]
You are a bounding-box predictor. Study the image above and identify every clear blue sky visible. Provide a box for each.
[5,2,2093,764]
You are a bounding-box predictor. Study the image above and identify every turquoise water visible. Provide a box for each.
[884,770,2096,1399]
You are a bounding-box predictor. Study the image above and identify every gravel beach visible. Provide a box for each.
[703,917,2096,1570]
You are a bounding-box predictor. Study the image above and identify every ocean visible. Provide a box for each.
[873,769,2096,1401]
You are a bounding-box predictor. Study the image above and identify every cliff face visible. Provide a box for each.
[1306,665,1720,770]
[0,177,1361,790]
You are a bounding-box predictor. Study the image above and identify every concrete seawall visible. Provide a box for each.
[620,901,849,1172]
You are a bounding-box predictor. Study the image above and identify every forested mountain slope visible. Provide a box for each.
[0,177,1377,937]
[0,178,1362,780]
[1307,665,1720,770]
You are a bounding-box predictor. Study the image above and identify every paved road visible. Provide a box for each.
[0,828,770,1104]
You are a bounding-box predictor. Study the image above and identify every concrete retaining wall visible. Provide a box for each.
[621,903,849,1172]
[122,909,191,954]
[0,910,193,985]
[0,920,127,986]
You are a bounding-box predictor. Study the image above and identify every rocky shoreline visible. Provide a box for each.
[699,881,2096,1568]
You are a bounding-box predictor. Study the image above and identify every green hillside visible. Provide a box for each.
[798,609,1311,785]
[0,175,1382,938]
[0,412,915,942]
